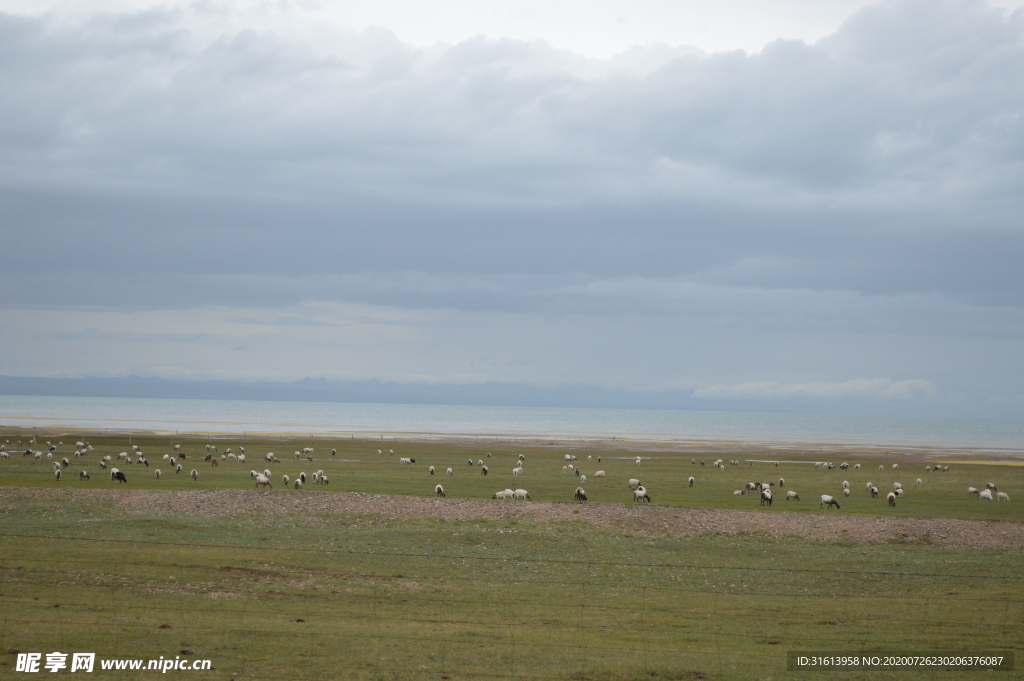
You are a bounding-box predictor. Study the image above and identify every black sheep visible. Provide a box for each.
[113,471,127,483]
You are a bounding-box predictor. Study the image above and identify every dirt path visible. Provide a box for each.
[5,487,1023,550]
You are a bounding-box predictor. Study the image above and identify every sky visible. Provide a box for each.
[1,0,1023,417]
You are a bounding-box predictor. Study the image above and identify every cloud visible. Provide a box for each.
[693,378,939,400]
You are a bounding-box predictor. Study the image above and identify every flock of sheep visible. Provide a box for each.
[2,437,1014,510]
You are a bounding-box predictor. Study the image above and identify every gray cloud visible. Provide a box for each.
[1,0,1022,414]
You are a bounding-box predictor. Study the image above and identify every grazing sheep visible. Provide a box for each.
[513,467,523,476]
[635,457,642,466]
[518,454,525,462]
[481,466,488,476]
[61,457,69,468]
[446,468,453,477]
[155,469,161,478]
[840,462,848,469]
[112,470,127,484]
[237,455,245,463]
[435,484,446,497]
[633,486,651,503]
[299,472,306,484]
[574,467,581,476]
[733,490,743,495]
[688,476,695,487]
[294,479,302,490]
[99,461,107,470]
[492,490,508,500]
[879,465,884,471]
[264,469,272,478]
[979,489,994,501]
[786,491,799,501]
[429,466,435,475]
[594,470,605,478]
[820,495,840,509]
[320,474,329,485]
[169,457,176,467]
[916,478,922,485]
[842,480,849,490]
[574,487,587,501]
[628,478,641,489]
[986,483,997,491]
[282,474,290,486]
[895,488,904,497]
[870,486,879,498]
[967,487,979,495]
[255,474,272,489]
[513,489,531,501]
[54,468,62,481]
[866,481,873,491]
[175,464,183,474]
[478,459,484,466]
[887,492,897,506]
[110,467,120,479]
[191,469,198,481]
[893,463,899,470]
[843,488,850,497]
[468,459,474,466]
[562,466,568,473]
[778,478,785,487]
[854,464,861,469]
[760,489,772,506]
[79,470,90,480]
[210,458,219,467]
[893,482,902,490]
[997,492,1010,502]
[597,456,601,462]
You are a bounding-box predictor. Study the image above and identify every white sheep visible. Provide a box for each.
[870,486,879,498]
[99,461,107,470]
[61,457,69,468]
[155,469,161,478]
[786,491,799,501]
[895,488,904,497]
[760,489,772,506]
[169,457,176,467]
[633,486,651,503]
[887,492,896,506]
[282,474,290,486]
[854,464,861,469]
[320,474,329,485]
[299,472,306,483]
[688,476,695,487]
[294,479,302,490]
[820,495,840,509]
[429,466,435,475]
[446,468,453,477]
[580,475,586,484]
[238,454,245,463]
[893,463,899,470]
[176,464,182,474]
[967,486,979,495]
[779,478,785,487]
[492,490,508,500]
[916,478,922,485]
[513,489,531,501]
[54,468,61,481]
[997,492,1010,502]
[191,469,198,481]
[842,480,849,490]
[893,482,902,490]
[979,489,993,501]
[254,474,272,489]
[79,470,90,480]
[986,482,997,491]
[594,470,605,478]
[843,488,850,497]
[733,490,743,495]
[879,465,884,471]
[635,457,642,466]
[481,466,488,476]
[435,484,446,497]
[173,444,181,451]
[513,467,523,476]
[264,469,272,478]
[628,478,641,489]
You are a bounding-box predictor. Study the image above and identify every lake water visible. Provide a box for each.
[1,394,1022,450]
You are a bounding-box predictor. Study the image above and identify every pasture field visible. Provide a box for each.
[1,432,1022,521]
[1,431,1022,680]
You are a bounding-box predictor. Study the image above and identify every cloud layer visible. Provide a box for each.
[1,0,1023,416]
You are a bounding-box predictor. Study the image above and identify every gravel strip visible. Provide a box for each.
[5,487,1023,550]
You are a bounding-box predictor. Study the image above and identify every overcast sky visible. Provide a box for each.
[1,0,1023,417]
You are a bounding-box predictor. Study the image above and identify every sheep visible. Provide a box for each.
[997,492,1010,502]
[492,490,508,500]
[916,478,922,486]
[435,484,446,498]
[478,459,484,466]
[191,469,198,481]
[518,454,525,462]
[887,492,897,506]
[633,486,651,503]
[986,482,997,491]
[331,449,336,456]
[155,469,161,478]
[967,486,979,495]
[294,479,303,490]
[255,474,272,489]
[61,457,69,468]
[513,489,531,501]
[46,452,52,461]
[446,468,453,477]
[594,470,605,478]
[893,482,902,490]
[778,478,785,488]
[870,486,879,498]
[112,470,127,484]
[597,456,601,462]
[842,480,849,490]
[299,472,306,484]
[429,466,435,475]
[843,488,850,497]
[176,464,183,474]
[562,466,568,473]
[321,474,330,485]
[820,495,840,509]
[980,489,994,501]
[879,465,884,471]
[282,474,290,486]
[513,467,523,476]
[110,467,120,479]
[628,478,641,489]
[733,490,743,495]
[840,462,849,469]
[210,458,219,467]
[760,489,772,506]
[99,461,107,470]
[688,476,695,487]
[786,491,799,501]
[169,457,176,467]
[264,469,272,478]
[79,470,90,480]
[481,466,488,476]
[635,457,642,466]
[574,487,587,501]
[895,488,904,497]
[866,481,873,491]
[237,454,245,463]
[54,468,62,481]
[504,488,514,498]
[574,467,581,476]
[577,474,585,484]
[854,464,861,469]
[468,459,474,466]
[893,463,899,470]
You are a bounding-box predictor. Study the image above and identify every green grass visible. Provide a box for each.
[0,494,1020,680]
[1,432,1022,679]
[1,432,1022,521]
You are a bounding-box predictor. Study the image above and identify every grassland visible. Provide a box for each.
[1,431,1022,680]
